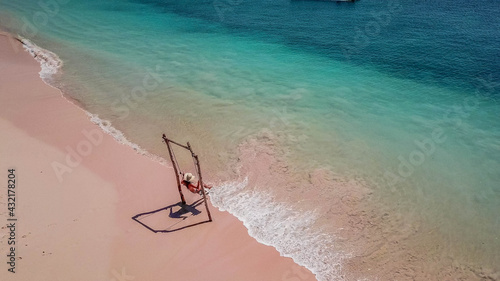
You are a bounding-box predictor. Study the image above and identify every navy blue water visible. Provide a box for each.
[136,0,499,90]
[1,0,499,279]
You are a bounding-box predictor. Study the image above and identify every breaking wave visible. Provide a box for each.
[19,36,62,81]
[209,178,349,281]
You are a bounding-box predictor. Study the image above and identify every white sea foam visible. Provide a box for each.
[87,113,167,165]
[19,36,168,166]
[19,36,62,81]
[209,178,349,281]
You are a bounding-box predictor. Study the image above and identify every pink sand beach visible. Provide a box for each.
[0,33,316,281]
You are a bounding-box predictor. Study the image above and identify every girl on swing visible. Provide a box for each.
[181,172,213,195]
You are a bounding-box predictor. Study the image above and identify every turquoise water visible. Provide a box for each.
[1,0,499,279]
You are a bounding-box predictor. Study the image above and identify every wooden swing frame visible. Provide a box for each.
[162,134,212,222]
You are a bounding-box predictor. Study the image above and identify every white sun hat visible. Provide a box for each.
[183,172,196,183]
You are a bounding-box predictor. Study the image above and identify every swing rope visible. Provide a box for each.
[171,145,183,176]
[191,152,200,180]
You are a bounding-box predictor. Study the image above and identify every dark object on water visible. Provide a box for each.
[291,0,359,3]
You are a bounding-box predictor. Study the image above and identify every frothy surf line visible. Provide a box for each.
[19,36,168,166]
[19,36,62,81]
[87,113,167,165]
[209,178,349,281]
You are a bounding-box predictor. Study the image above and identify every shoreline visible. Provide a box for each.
[17,34,169,166]
[0,32,317,281]
[3,28,498,281]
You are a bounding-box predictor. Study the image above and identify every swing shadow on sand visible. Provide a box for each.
[132,198,211,233]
